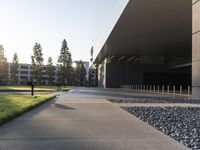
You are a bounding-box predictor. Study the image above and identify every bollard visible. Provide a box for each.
[143,85,146,92]
[141,85,143,92]
[147,85,149,92]
[150,85,152,92]
[180,85,182,96]
[153,85,156,93]
[27,81,34,96]
[188,86,190,97]
[157,85,160,93]
[162,85,164,94]
[167,85,170,94]
[173,85,176,95]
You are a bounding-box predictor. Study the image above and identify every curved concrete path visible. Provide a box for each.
[0,88,188,150]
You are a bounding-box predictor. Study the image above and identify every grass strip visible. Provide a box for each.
[0,94,55,125]
[0,86,74,92]
[0,86,57,92]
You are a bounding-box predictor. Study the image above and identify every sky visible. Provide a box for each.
[0,0,128,65]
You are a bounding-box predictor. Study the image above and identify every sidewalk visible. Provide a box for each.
[0,88,188,150]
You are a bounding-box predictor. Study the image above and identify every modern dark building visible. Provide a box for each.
[94,0,200,98]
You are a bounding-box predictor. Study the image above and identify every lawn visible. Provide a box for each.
[0,86,74,92]
[0,94,55,125]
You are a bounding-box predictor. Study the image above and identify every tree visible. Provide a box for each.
[57,39,73,85]
[0,45,8,85]
[88,46,97,87]
[75,60,86,86]
[46,57,55,85]
[90,46,94,63]
[88,66,96,87]
[31,43,44,85]
[11,53,19,85]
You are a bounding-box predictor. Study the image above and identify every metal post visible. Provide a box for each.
[150,85,152,92]
[153,85,155,93]
[158,85,160,93]
[173,85,176,95]
[141,85,143,92]
[162,85,164,94]
[143,85,145,92]
[31,85,34,96]
[180,85,182,96]
[167,85,170,94]
[188,86,190,97]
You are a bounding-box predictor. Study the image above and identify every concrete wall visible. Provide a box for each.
[192,0,200,98]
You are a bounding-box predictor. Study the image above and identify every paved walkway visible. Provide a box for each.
[0,88,188,150]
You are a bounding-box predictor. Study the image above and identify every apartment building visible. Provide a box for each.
[8,61,89,85]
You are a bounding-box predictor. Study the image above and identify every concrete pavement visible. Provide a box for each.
[0,87,188,150]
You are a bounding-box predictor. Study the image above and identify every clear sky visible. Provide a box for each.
[0,0,128,65]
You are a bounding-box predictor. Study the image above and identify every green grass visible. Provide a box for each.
[0,86,56,91]
[62,86,74,91]
[0,86,74,92]
[0,94,55,125]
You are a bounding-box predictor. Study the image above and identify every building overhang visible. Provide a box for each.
[94,0,192,64]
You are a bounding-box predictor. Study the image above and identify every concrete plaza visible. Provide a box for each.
[0,88,188,150]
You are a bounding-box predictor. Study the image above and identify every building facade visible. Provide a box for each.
[8,61,89,85]
[94,0,196,96]
[73,61,89,80]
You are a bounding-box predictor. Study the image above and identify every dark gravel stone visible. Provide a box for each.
[108,96,199,104]
[122,107,200,150]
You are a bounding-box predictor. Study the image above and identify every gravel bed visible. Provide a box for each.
[108,97,200,104]
[122,107,200,150]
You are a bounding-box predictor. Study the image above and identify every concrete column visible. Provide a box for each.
[103,62,107,88]
[192,0,200,98]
